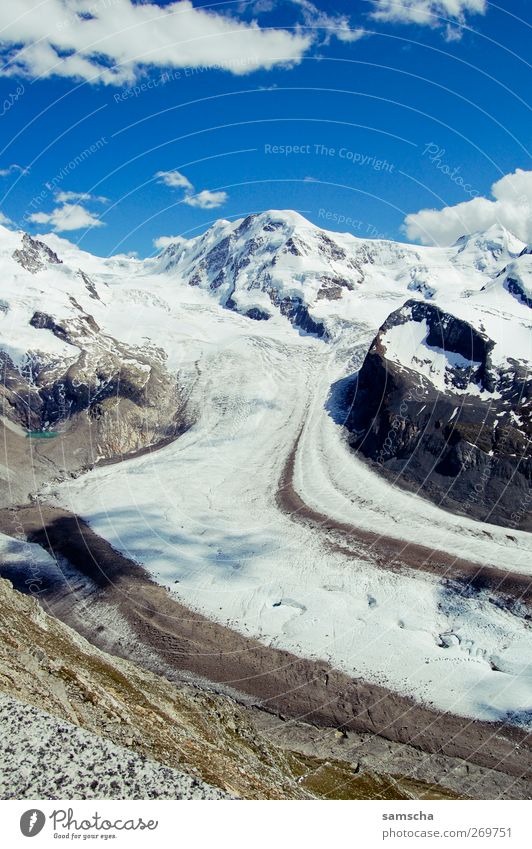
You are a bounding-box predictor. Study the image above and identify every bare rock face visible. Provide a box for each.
[0,577,307,799]
[0,695,231,800]
[1,233,192,505]
[268,291,327,337]
[6,305,177,414]
[78,269,101,300]
[0,303,188,494]
[341,300,531,528]
[12,233,63,274]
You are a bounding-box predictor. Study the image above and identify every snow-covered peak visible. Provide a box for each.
[2,213,529,378]
[157,209,318,266]
[153,211,528,341]
[451,224,525,273]
[480,250,532,311]
[12,232,63,274]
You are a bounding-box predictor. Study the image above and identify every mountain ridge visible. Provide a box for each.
[0,212,531,741]
[0,212,529,526]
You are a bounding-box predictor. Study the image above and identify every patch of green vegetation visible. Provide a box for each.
[285,751,460,801]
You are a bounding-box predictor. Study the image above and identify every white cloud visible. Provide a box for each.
[335,26,367,43]
[156,169,228,209]
[55,190,108,203]
[28,203,104,232]
[0,211,13,226]
[153,234,182,249]
[0,0,311,85]
[444,23,464,41]
[371,1,486,29]
[288,0,367,45]
[155,170,194,191]
[403,168,532,245]
[0,163,28,177]
[183,189,228,209]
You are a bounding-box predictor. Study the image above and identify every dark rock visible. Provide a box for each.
[338,300,531,528]
[78,270,100,300]
[12,233,63,274]
[270,293,326,338]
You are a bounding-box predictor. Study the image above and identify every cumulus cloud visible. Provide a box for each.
[28,203,104,232]
[0,0,311,85]
[0,211,13,226]
[371,1,486,31]
[155,170,194,191]
[156,169,228,209]
[403,168,532,245]
[183,189,228,209]
[55,190,108,203]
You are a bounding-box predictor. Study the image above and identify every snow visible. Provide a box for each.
[452,224,525,271]
[381,319,483,393]
[0,531,60,580]
[2,214,531,727]
[50,287,532,727]
[484,252,532,307]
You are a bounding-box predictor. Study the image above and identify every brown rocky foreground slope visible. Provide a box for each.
[0,576,464,800]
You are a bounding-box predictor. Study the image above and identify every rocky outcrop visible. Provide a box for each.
[0,572,464,800]
[341,300,531,528]
[0,695,229,800]
[12,233,63,273]
[6,250,184,424]
[0,576,307,799]
[270,292,326,337]
[0,310,189,505]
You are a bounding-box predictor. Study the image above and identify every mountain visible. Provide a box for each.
[336,232,530,527]
[156,213,530,528]
[451,223,525,273]
[343,297,530,527]
[0,213,531,754]
[0,227,186,503]
[0,214,527,524]
[481,245,532,309]
[155,213,525,337]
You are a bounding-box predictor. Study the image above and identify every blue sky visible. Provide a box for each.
[0,0,530,256]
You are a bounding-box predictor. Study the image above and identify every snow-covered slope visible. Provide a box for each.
[1,214,531,729]
[0,214,526,392]
[50,303,532,724]
[0,227,184,471]
[451,224,525,273]
[480,247,532,310]
[155,212,525,335]
[153,213,530,527]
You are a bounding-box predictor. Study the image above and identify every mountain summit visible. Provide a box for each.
[0,213,529,526]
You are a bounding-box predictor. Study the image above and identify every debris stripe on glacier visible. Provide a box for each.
[50,295,532,727]
[2,216,529,726]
